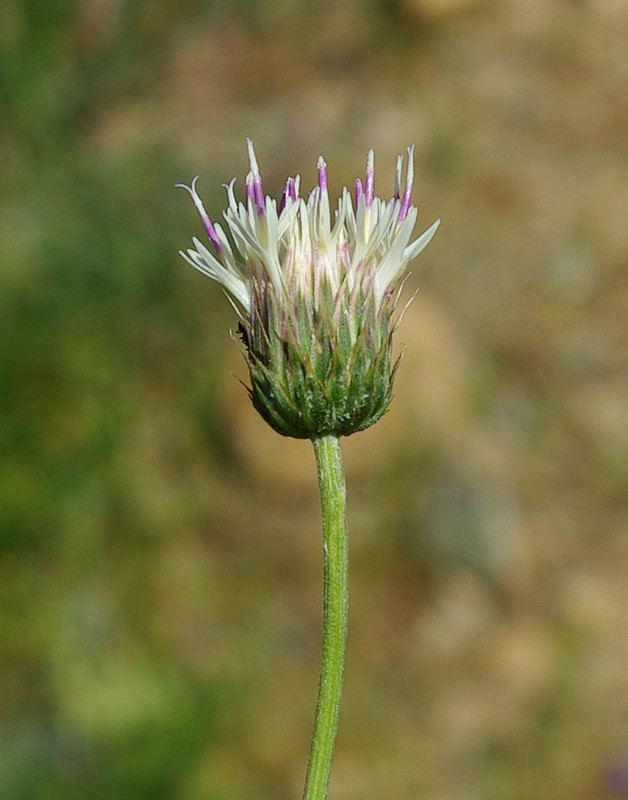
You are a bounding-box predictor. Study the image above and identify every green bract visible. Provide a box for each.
[177,141,439,439]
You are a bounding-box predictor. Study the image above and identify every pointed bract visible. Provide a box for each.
[178,142,440,438]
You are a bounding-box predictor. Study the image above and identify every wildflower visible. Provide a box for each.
[177,140,439,439]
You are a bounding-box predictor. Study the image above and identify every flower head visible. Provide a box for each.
[178,140,440,439]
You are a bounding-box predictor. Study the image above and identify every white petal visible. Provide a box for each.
[180,242,249,307]
[403,218,441,261]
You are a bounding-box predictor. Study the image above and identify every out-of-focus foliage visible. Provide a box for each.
[1,1,628,798]
[1,3,230,799]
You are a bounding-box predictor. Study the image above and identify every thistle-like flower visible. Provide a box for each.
[177,140,439,439]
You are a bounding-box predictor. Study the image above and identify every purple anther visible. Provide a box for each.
[317,156,328,194]
[175,176,222,253]
[355,178,364,207]
[364,149,375,208]
[246,138,265,215]
[398,145,415,223]
[279,176,297,214]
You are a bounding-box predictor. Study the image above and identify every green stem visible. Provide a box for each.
[303,434,349,800]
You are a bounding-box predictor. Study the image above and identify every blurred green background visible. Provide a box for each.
[1,1,627,798]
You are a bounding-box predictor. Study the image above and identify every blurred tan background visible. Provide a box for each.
[1,1,627,798]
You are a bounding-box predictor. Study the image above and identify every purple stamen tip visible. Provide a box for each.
[365,149,375,208]
[398,145,415,223]
[246,139,265,214]
[253,178,265,215]
[317,156,328,193]
[355,177,364,206]
[279,176,297,214]
[246,171,265,216]
[175,176,222,253]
